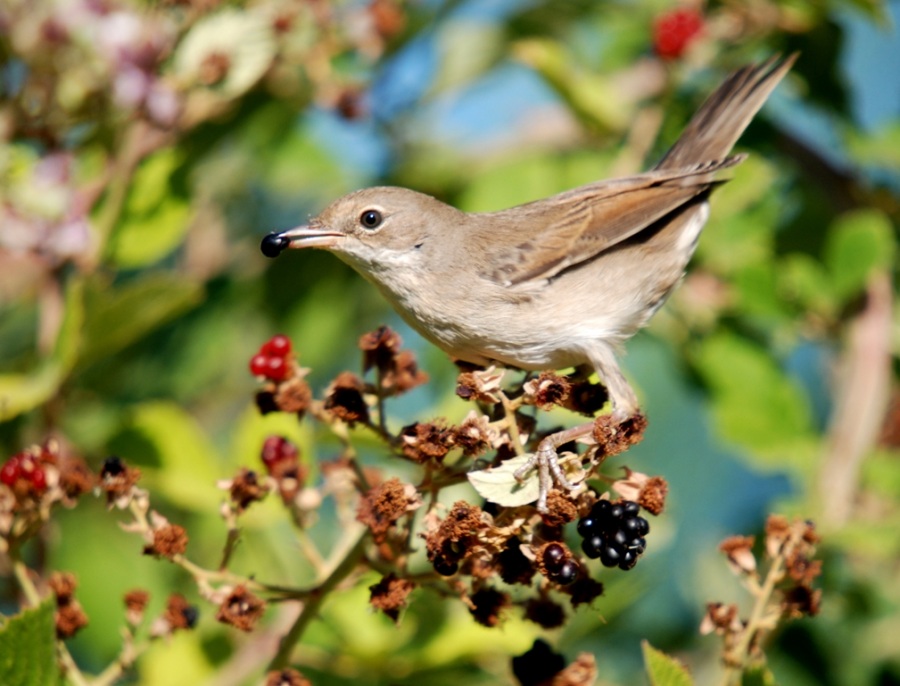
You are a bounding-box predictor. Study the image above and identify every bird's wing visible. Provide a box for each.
[479,158,741,287]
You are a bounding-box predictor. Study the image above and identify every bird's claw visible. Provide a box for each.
[514,440,580,514]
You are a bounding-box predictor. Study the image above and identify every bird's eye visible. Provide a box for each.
[359,209,383,229]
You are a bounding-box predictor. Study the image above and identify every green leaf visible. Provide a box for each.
[824,209,896,301]
[0,599,60,686]
[79,274,203,368]
[111,401,223,512]
[693,332,813,457]
[732,262,789,322]
[777,253,837,319]
[741,665,777,686]
[107,149,191,269]
[643,641,694,686]
[511,38,633,134]
[846,120,900,168]
[458,150,612,213]
[467,454,541,507]
[432,20,504,93]
[0,278,84,421]
[700,159,779,273]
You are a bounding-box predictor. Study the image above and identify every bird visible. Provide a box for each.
[261,54,796,512]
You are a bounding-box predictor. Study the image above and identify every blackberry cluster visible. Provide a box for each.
[578,499,649,571]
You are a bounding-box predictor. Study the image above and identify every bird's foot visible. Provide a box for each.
[513,422,593,513]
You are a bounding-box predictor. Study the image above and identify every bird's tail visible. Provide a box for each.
[654,54,797,171]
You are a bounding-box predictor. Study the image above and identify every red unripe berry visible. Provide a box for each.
[261,436,298,470]
[653,8,704,60]
[265,355,289,381]
[262,334,292,358]
[1,458,20,487]
[28,466,47,492]
[249,354,269,376]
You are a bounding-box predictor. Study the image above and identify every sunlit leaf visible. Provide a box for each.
[79,274,203,367]
[643,641,694,686]
[511,38,632,134]
[467,454,540,507]
[846,121,900,168]
[111,401,223,511]
[0,278,83,421]
[174,9,276,97]
[742,665,777,686]
[458,149,613,212]
[693,332,813,456]
[777,253,837,319]
[106,149,191,268]
[823,208,896,301]
[432,20,504,93]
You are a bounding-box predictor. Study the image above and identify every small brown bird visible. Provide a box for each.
[262,55,796,511]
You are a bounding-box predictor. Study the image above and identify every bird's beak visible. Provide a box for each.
[260,224,343,258]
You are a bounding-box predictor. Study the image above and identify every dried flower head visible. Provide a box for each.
[356,477,421,544]
[612,469,668,515]
[468,587,510,628]
[50,571,88,639]
[142,512,189,559]
[369,573,415,623]
[565,379,609,416]
[524,597,566,629]
[456,366,504,404]
[156,593,199,635]
[400,421,455,463]
[99,456,142,509]
[497,537,536,586]
[57,455,94,505]
[541,490,579,528]
[56,602,89,639]
[124,589,150,627]
[49,571,78,602]
[264,668,312,686]
[592,412,648,458]
[358,327,428,394]
[324,371,370,425]
[700,602,743,636]
[221,468,270,513]
[425,501,488,574]
[384,349,428,394]
[359,325,402,372]
[561,577,604,608]
[512,640,566,686]
[273,376,313,415]
[719,535,757,576]
[782,584,822,618]
[216,585,266,632]
[453,411,497,457]
[523,372,571,410]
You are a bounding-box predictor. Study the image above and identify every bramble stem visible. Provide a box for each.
[268,528,369,670]
[718,536,792,685]
[499,391,527,456]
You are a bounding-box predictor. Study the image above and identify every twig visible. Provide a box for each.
[818,272,893,525]
[268,528,369,670]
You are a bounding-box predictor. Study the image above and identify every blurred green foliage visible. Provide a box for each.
[1,0,898,684]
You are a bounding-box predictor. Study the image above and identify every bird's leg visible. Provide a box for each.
[514,421,596,512]
[515,347,640,513]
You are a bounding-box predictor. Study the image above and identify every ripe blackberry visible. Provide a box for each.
[576,498,650,571]
[554,560,578,585]
[542,543,566,573]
